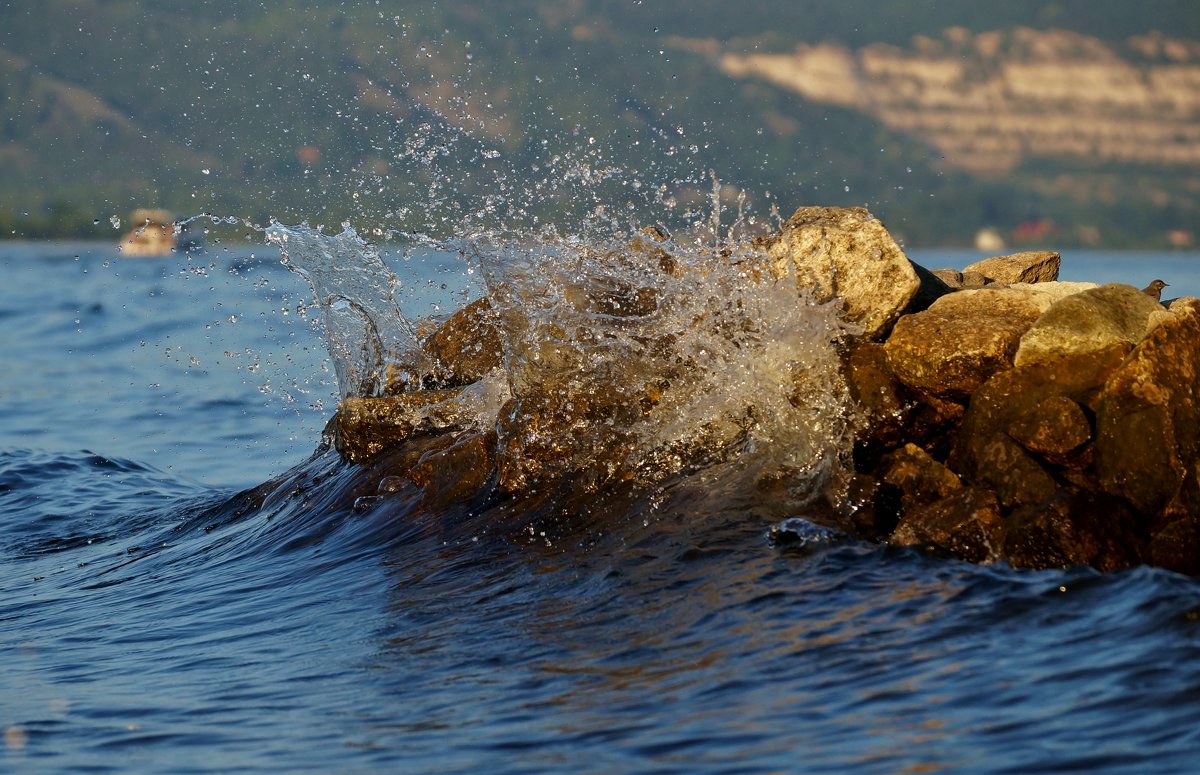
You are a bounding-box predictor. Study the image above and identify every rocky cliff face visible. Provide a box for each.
[720,27,1200,175]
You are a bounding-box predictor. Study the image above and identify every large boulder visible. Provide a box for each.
[1014,283,1166,367]
[962,251,1061,285]
[763,206,919,338]
[1094,298,1200,517]
[883,288,1044,399]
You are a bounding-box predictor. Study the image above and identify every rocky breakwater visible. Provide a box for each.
[836,234,1200,575]
[325,207,1199,574]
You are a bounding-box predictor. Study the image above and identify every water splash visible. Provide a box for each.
[465,227,860,510]
[265,223,425,399]
[200,96,865,514]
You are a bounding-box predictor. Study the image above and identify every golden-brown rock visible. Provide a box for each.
[421,297,503,386]
[1095,298,1200,516]
[764,206,919,338]
[884,288,1043,399]
[890,486,1004,563]
[335,390,462,463]
[963,251,1061,285]
[1015,283,1167,367]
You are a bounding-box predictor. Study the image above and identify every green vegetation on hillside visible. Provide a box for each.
[2,1,1197,245]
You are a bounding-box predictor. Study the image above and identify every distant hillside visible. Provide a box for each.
[2,1,1198,246]
[720,28,1200,174]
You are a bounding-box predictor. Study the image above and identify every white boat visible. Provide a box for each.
[118,209,204,256]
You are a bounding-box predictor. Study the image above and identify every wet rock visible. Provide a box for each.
[407,430,498,505]
[562,275,659,318]
[421,297,503,386]
[493,387,644,494]
[335,390,463,463]
[1095,298,1200,517]
[883,287,1043,399]
[629,225,679,276]
[1148,516,1200,576]
[763,206,919,338]
[890,486,1004,563]
[1014,283,1165,367]
[1002,491,1143,571]
[881,443,962,513]
[842,473,903,540]
[963,250,1061,284]
[843,341,967,466]
[842,341,909,458]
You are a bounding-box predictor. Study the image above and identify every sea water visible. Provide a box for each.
[3,239,1200,773]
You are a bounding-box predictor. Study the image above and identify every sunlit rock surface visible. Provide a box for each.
[1015,283,1166,367]
[962,250,1061,285]
[763,206,919,338]
[883,288,1043,399]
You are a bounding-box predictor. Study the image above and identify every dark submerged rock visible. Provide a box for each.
[1002,490,1143,572]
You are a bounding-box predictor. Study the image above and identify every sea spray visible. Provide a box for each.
[265,223,426,399]
[269,217,863,519]
[466,228,861,512]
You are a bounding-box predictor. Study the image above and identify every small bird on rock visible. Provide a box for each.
[1142,279,1168,301]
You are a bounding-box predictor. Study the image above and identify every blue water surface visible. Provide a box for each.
[3,241,1200,773]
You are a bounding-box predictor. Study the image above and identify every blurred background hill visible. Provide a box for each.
[2,0,1198,246]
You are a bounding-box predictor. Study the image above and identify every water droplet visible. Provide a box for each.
[109,215,121,229]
